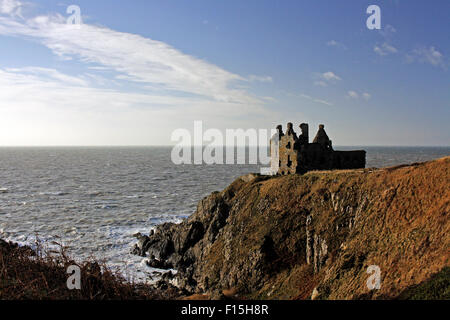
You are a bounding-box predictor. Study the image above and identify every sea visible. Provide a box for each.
[0,146,449,282]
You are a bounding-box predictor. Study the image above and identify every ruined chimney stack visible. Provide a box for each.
[300,123,309,144]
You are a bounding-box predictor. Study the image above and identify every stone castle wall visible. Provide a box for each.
[274,123,366,174]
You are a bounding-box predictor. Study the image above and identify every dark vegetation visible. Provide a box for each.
[396,267,450,300]
[0,239,178,300]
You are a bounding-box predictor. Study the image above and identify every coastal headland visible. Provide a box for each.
[136,156,450,300]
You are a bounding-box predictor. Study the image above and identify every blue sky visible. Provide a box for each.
[0,0,449,146]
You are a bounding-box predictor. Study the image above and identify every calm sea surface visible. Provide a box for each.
[0,146,448,282]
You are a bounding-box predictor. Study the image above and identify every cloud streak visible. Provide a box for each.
[247,75,273,83]
[374,42,398,56]
[347,90,371,101]
[313,71,342,87]
[322,71,341,81]
[0,0,23,17]
[299,93,333,106]
[406,46,446,69]
[326,40,347,50]
[347,91,358,99]
[0,3,259,104]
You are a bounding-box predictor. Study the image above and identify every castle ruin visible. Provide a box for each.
[271,123,366,174]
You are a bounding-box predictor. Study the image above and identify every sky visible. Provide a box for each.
[0,0,449,146]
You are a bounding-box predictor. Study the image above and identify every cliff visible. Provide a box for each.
[136,156,450,299]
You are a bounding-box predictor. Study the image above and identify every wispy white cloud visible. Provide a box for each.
[326,40,347,50]
[247,75,273,83]
[299,93,333,106]
[379,24,396,38]
[314,80,327,87]
[406,46,446,69]
[0,6,259,104]
[313,71,341,87]
[5,67,89,86]
[347,91,359,99]
[0,0,23,17]
[374,25,398,57]
[261,96,277,102]
[346,91,371,101]
[322,71,341,81]
[374,42,398,56]
[0,68,212,111]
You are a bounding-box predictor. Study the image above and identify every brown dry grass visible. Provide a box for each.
[0,239,171,300]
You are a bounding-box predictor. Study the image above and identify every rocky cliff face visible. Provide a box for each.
[133,157,449,299]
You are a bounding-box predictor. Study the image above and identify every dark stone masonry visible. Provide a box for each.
[273,123,366,174]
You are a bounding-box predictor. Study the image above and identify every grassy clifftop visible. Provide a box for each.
[144,156,450,299]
